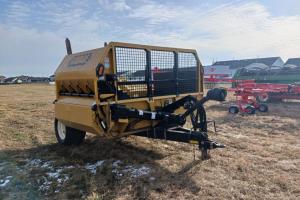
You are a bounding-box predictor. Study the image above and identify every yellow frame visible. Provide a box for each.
[54,42,204,138]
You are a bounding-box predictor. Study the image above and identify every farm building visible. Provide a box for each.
[30,77,50,83]
[49,74,55,82]
[3,76,49,84]
[212,57,284,77]
[0,75,5,83]
[234,64,300,84]
[213,57,284,69]
[4,76,31,84]
[205,57,284,79]
[284,58,300,67]
[204,65,232,79]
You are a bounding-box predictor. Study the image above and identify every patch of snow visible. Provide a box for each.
[63,175,69,182]
[123,166,151,178]
[0,179,10,187]
[57,178,63,184]
[112,163,151,178]
[112,160,122,167]
[57,174,69,184]
[85,161,105,174]
[47,172,60,179]
[25,158,150,193]
[0,175,13,187]
[26,159,43,167]
[112,168,123,177]
[25,159,73,192]
[41,161,53,168]
[38,177,52,192]
[46,168,69,185]
[65,165,75,169]
[26,159,54,169]
[38,173,68,193]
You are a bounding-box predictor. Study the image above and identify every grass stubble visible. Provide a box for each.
[0,84,299,199]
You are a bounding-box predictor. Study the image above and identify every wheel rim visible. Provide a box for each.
[259,105,267,112]
[246,106,255,114]
[57,121,66,140]
[229,107,236,113]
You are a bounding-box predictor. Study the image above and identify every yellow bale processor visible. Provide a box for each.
[54,39,226,159]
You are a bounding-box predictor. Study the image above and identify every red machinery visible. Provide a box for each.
[235,82,300,103]
[227,81,300,114]
[228,87,268,114]
[204,75,300,114]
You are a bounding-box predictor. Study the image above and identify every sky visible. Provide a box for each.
[0,0,300,77]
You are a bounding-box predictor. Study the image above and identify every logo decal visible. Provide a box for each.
[68,53,92,67]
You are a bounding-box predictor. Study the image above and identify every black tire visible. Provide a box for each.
[258,104,268,112]
[207,88,227,101]
[245,105,256,114]
[54,119,86,145]
[229,106,239,114]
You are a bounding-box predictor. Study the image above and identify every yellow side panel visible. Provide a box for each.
[54,97,103,135]
[55,48,105,81]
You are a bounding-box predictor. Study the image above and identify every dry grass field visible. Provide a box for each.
[0,84,299,200]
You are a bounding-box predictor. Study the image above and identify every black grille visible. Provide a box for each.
[151,50,175,96]
[115,47,198,100]
[115,47,147,99]
[178,53,198,94]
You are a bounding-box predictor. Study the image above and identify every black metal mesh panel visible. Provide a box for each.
[115,47,147,99]
[115,47,146,81]
[114,47,199,99]
[151,50,175,96]
[178,53,198,94]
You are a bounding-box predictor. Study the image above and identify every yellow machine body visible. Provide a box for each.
[55,42,204,138]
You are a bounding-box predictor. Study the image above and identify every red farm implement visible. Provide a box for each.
[204,75,300,114]
[235,82,300,103]
[227,81,300,114]
[227,87,268,114]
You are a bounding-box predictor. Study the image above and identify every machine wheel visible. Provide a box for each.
[54,119,86,145]
[229,106,239,114]
[219,89,227,100]
[258,104,268,112]
[256,93,270,103]
[245,105,256,114]
[206,88,227,101]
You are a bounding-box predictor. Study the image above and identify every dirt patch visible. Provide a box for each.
[0,84,299,199]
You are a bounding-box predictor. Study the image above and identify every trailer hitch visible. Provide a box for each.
[110,88,227,159]
[132,127,225,160]
[199,140,225,160]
